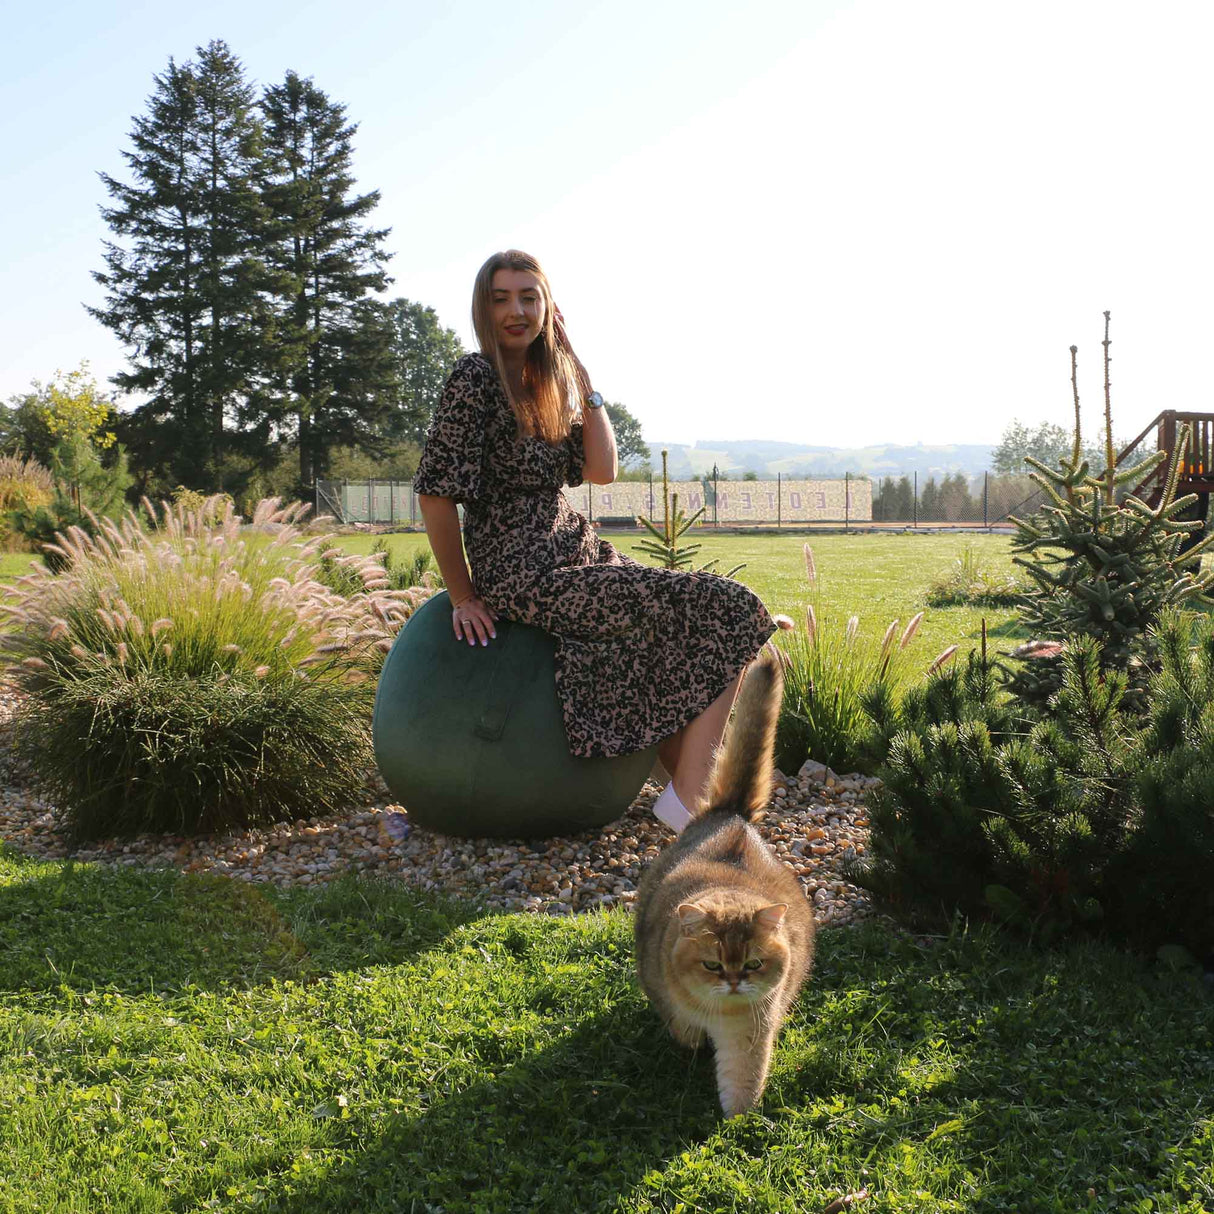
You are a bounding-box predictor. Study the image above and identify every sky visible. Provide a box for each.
[2,0,1212,451]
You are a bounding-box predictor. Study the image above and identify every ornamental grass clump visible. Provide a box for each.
[0,497,430,840]
[315,541,441,599]
[925,543,1028,608]
[773,544,934,775]
[853,635,1131,939]
[0,454,55,510]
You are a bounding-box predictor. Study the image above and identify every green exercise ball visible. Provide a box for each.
[373,590,658,838]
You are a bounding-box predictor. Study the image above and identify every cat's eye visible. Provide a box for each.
[743,959,764,971]
[701,961,723,972]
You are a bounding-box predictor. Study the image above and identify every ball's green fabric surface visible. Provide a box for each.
[373,591,658,838]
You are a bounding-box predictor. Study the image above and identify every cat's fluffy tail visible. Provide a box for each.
[702,645,784,822]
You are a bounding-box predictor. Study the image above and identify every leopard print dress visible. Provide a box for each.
[412,353,776,758]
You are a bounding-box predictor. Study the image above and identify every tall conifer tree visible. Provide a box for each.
[260,71,396,485]
[91,41,277,489]
[386,298,466,447]
[191,40,284,471]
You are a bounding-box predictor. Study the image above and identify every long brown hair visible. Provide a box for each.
[471,250,591,443]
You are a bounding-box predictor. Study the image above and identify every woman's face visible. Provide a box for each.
[490,268,546,356]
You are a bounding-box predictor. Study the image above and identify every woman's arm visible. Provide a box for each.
[417,493,496,645]
[581,404,618,484]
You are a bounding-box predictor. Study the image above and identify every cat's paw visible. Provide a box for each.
[719,1091,762,1118]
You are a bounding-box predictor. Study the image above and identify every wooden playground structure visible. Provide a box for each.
[1117,410,1214,520]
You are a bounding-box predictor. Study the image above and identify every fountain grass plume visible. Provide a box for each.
[1,496,427,690]
[774,553,936,776]
[0,497,434,839]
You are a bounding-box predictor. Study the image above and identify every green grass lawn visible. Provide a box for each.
[1,851,1211,1213]
[0,551,41,582]
[336,529,1028,661]
[4,530,1211,1211]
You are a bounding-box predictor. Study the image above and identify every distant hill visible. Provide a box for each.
[643,440,996,480]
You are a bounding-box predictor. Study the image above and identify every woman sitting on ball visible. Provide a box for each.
[414,249,775,833]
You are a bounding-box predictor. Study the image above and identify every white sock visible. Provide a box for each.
[652,782,693,834]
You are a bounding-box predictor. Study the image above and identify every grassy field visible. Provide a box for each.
[0,551,41,582]
[4,527,1026,663]
[1,851,1211,1213]
[336,529,1028,662]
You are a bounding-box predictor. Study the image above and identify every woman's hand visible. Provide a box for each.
[451,595,498,646]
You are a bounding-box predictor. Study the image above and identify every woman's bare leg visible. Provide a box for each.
[670,668,746,810]
[656,731,684,782]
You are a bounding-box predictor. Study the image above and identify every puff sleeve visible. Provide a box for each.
[412,355,490,503]
[564,419,586,489]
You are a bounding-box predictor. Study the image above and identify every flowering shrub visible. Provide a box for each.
[0,497,431,838]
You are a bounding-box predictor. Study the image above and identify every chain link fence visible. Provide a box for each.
[316,479,421,525]
[315,472,1047,529]
[870,472,1046,527]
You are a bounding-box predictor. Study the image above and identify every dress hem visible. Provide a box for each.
[561,618,777,760]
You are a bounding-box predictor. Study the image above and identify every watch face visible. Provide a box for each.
[586,391,604,409]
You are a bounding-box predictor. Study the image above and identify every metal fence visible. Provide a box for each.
[315,472,1047,529]
[316,479,420,525]
[869,472,1046,527]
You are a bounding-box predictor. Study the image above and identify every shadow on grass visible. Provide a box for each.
[164,992,751,1214]
[164,930,932,1214]
[0,845,488,996]
[975,616,1027,638]
[7,847,1213,1211]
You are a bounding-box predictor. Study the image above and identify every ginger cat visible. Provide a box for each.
[634,648,816,1117]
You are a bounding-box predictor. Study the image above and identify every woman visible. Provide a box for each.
[414,250,775,833]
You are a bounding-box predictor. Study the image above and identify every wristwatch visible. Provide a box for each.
[585,391,604,409]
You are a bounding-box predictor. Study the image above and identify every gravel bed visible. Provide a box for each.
[0,694,879,927]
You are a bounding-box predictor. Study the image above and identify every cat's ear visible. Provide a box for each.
[754,904,788,930]
[677,903,708,936]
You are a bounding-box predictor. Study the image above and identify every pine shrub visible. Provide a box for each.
[1006,329,1214,707]
[0,497,431,839]
[853,321,1214,954]
[854,620,1214,955]
[854,646,1027,918]
[1108,610,1214,958]
[1007,434,1214,707]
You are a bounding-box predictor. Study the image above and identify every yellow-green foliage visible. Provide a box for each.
[0,455,55,505]
[0,455,56,548]
[35,362,116,449]
[172,485,235,524]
